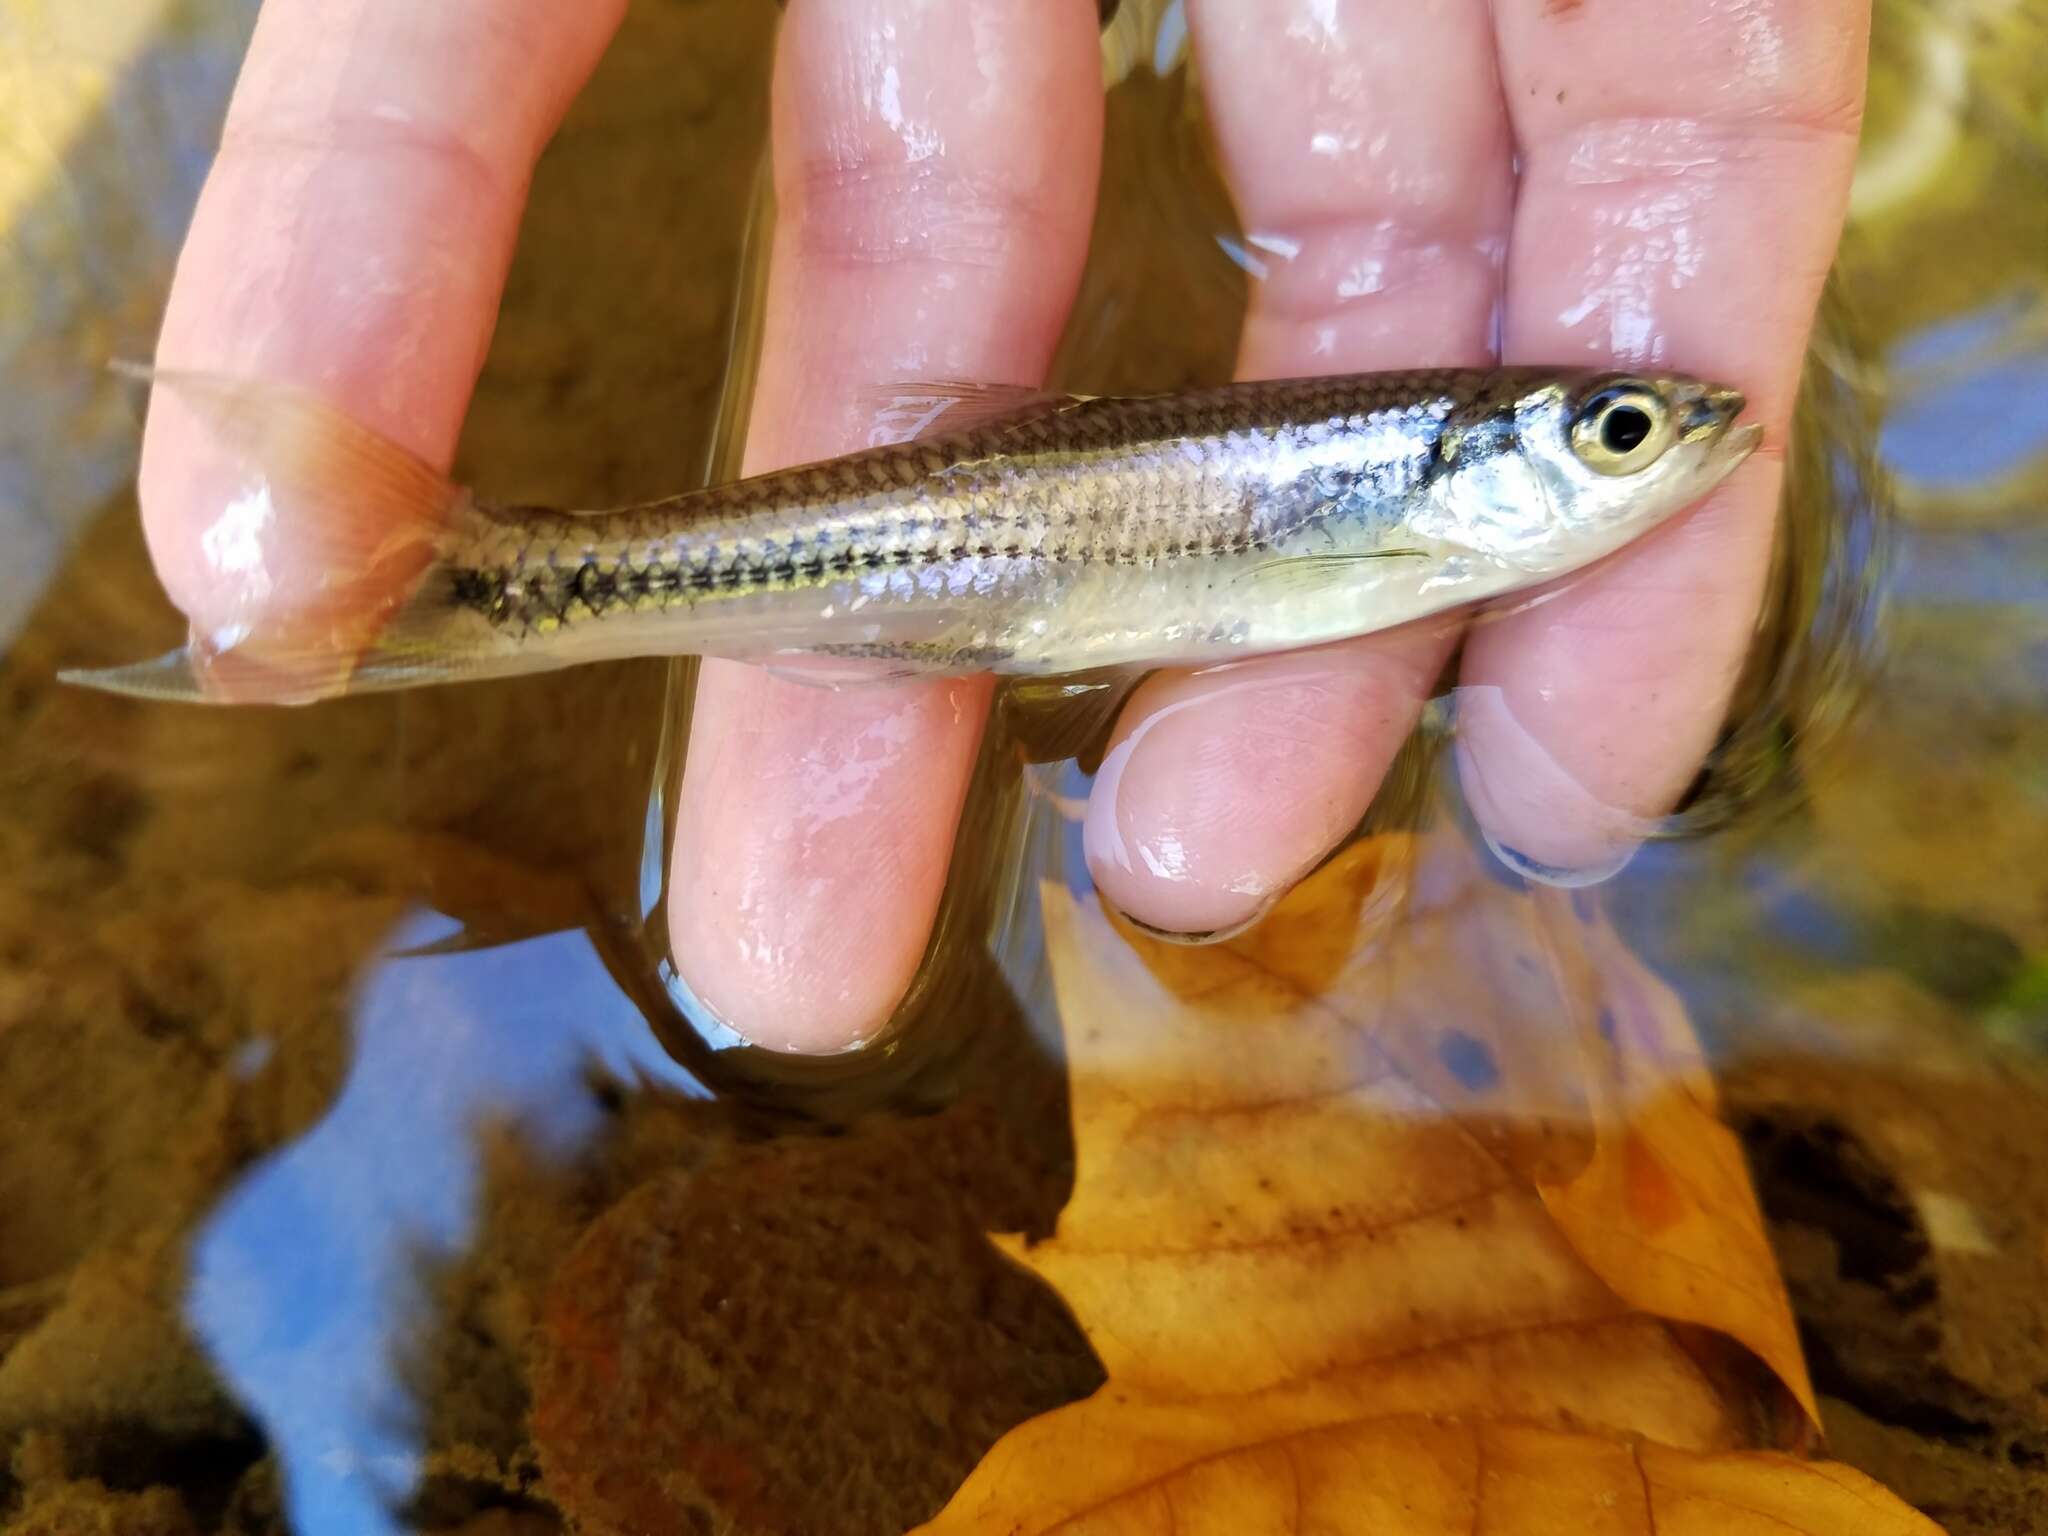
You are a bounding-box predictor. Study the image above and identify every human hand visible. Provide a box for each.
[1084,0,1869,929]
[135,0,1099,1057]
[137,0,1865,1054]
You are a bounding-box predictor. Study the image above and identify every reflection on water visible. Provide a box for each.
[187,911,696,1536]
[1,0,2046,1532]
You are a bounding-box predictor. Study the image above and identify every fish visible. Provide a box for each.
[64,365,1759,706]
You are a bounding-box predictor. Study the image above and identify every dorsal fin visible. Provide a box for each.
[851,378,1092,445]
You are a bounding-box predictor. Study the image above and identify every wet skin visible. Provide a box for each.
[138,0,1867,1051]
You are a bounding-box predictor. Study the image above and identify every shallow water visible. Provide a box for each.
[2,1,2046,1533]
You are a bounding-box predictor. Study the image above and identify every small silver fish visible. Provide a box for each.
[67,366,1757,705]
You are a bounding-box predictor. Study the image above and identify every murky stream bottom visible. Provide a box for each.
[4,0,2048,1532]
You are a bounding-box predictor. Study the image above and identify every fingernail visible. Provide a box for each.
[1487,839,1635,891]
[1113,892,1283,948]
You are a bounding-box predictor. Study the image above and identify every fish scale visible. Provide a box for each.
[457,373,1451,638]
[65,364,1757,703]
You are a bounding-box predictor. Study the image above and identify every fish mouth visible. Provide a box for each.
[1696,382,1761,469]
[1720,419,1764,463]
[1681,385,1750,446]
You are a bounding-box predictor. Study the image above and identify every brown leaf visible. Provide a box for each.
[915,831,1943,1534]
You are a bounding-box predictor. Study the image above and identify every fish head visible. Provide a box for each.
[1421,369,1760,572]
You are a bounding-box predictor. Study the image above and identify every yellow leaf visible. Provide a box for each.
[915,830,1944,1535]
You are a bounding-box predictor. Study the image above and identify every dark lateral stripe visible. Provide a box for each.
[450,525,1280,630]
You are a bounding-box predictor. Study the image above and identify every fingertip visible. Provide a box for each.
[666,665,990,1056]
[666,894,930,1057]
[1083,634,1448,938]
[1082,760,1280,942]
[135,370,463,669]
[1450,687,1651,887]
[138,394,264,634]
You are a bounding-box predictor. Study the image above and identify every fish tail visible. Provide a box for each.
[67,365,525,706]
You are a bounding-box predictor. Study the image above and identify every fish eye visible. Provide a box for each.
[1602,405,1652,452]
[1569,384,1673,476]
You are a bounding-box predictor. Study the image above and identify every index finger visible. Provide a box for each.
[1460,0,1868,877]
[138,0,625,654]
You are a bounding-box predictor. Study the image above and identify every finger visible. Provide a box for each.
[138,0,627,653]
[1461,0,1868,877]
[667,0,1102,1053]
[1083,0,1512,937]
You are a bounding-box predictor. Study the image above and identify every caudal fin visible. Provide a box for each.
[68,365,496,706]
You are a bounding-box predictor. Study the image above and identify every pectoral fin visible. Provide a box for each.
[1238,548,1433,599]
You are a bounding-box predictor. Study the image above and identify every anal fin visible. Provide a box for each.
[755,635,1014,691]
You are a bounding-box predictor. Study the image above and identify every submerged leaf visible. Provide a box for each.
[915,831,1943,1534]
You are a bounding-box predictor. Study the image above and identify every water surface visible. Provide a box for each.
[2,1,2045,1533]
